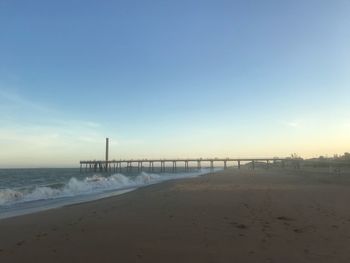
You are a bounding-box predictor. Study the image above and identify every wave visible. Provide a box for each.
[0,171,205,207]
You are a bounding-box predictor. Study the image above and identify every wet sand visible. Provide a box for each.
[1,168,350,263]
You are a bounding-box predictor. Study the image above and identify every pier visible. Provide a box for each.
[79,158,291,173]
[79,138,296,173]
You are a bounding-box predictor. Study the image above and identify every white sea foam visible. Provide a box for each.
[0,170,210,207]
[0,188,25,205]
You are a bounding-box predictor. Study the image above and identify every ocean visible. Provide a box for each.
[0,167,216,219]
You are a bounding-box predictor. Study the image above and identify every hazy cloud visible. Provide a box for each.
[283,120,301,128]
[0,88,49,112]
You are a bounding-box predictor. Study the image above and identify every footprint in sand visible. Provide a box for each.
[296,225,316,233]
[262,221,270,230]
[294,227,312,233]
[36,232,48,239]
[16,240,25,246]
[276,216,294,221]
[293,228,303,233]
[230,222,248,229]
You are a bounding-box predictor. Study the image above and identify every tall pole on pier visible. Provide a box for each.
[105,138,109,171]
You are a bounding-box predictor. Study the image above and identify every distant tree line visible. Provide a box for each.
[332,152,350,161]
[303,152,350,168]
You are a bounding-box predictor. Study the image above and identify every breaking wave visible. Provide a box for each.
[0,171,201,207]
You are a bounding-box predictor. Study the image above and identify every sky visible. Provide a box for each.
[0,0,350,167]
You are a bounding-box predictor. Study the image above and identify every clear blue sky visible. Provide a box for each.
[0,0,349,167]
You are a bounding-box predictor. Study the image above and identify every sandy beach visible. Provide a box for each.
[1,167,350,263]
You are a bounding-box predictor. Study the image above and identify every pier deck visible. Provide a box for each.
[79,158,296,173]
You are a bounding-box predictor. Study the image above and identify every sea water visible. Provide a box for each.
[0,167,217,219]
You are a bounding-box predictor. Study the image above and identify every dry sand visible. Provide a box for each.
[1,168,350,263]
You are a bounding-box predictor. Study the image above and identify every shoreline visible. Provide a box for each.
[0,168,216,220]
[1,168,350,262]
